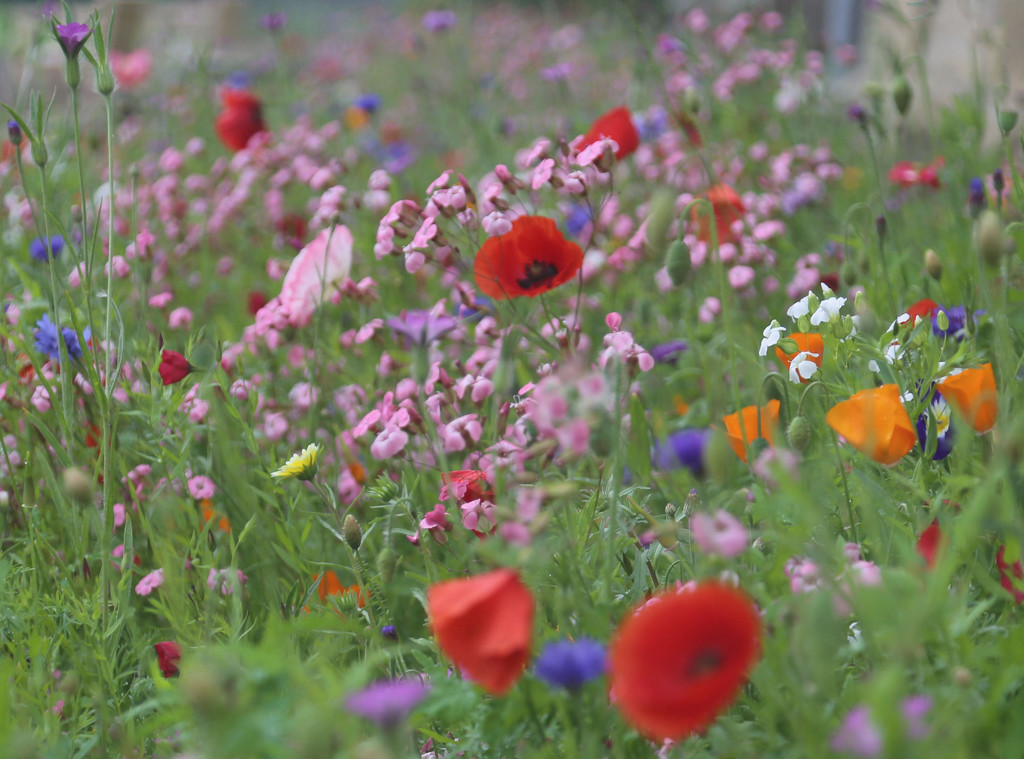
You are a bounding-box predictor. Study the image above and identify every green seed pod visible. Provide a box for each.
[787,416,812,451]
[892,75,912,116]
[62,467,94,503]
[666,239,691,286]
[924,248,943,280]
[645,190,677,255]
[343,514,362,550]
[999,109,1019,135]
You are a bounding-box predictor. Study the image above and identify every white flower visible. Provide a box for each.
[759,319,786,356]
[868,339,903,372]
[788,351,820,383]
[787,293,812,320]
[810,296,847,326]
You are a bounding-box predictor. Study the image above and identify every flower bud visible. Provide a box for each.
[95,64,116,96]
[892,74,912,116]
[343,514,362,550]
[924,248,943,280]
[998,109,1019,135]
[840,259,857,287]
[775,337,800,355]
[377,548,396,584]
[975,210,1005,266]
[645,190,676,255]
[63,466,94,502]
[935,309,950,333]
[787,416,811,451]
[665,239,691,285]
[31,137,47,168]
[7,120,22,146]
[875,214,888,243]
[953,666,972,688]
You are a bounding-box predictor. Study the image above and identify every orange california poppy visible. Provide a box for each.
[937,363,997,433]
[608,582,761,742]
[775,333,824,382]
[722,400,780,462]
[316,570,367,608]
[428,568,534,696]
[693,184,746,246]
[473,215,583,300]
[200,498,231,533]
[825,384,917,466]
[578,105,640,160]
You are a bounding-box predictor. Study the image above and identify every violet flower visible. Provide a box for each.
[345,678,430,728]
[260,12,287,32]
[54,22,91,59]
[422,9,458,32]
[385,310,457,348]
[534,638,607,690]
[653,428,709,475]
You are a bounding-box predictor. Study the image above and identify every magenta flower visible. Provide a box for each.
[690,509,749,558]
[135,568,165,596]
[418,504,452,544]
[346,678,430,728]
[830,706,883,757]
[54,22,91,59]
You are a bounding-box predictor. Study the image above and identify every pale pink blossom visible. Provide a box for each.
[691,510,749,557]
[135,568,165,596]
[370,425,409,460]
[278,225,354,327]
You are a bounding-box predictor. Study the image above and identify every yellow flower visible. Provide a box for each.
[272,443,321,481]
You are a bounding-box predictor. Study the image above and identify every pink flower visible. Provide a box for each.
[187,475,216,500]
[207,568,247,596]
[370,424,409,460]
[728,265,756,290]
[419,504,452,543]
[460,498,497,533]
[135,568,165,596]
[109,48,153,90]
[168,307,193,329]
[278,225,354,327]
[690,510,748,558]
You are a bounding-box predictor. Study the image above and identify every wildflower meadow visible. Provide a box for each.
[2,1,1024,757]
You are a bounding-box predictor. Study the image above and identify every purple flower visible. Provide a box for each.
[534,638,607,689]
[422,9,458,32]
[916,389,954,461]
[54,22,91,59]
[354,93,381,114]
[847,103,867,127]
[7,120,22,145]
[931,304,975,340]
[345,678,430,728]
[830,706,883,757]
[29,235,64,262]
[381,624,398,641]
[34,313,88,362]
[901,694,932,739]
[260,12,287,32]
[649,339,688,365]
[653,428,709,475]
[384,310,457,347]
[540,62,573,82]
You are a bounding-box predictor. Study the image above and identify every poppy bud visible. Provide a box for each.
[665,239,691,285]
[935,309,950,333]
[892,75,912,116]
[787,416,811,451]
[158,350,194,385]
[924,248,943,280]
[377,548,396,584]
[682,87,701,117]
[704,429,734,483]
[154,641,182,678]
[645,190,676,255]
[952,666,972,688]
[343,514,362,550]
[96,63,116,96]
[975,210,1005,266]
[840,259,857,287]
[62,466,93,502]
[875,214,888,243]
[998,109,1019,135]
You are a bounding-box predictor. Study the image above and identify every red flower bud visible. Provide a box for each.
[154,641,182,678]
[159,350,193,385]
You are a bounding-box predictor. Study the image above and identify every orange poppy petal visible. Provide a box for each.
[937,363,997,433]
[722,400,780,462]
[826,384,916,465]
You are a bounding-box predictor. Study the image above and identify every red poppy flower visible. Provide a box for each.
[693,184,746,246]
[937,364,997,434]
[916,520,943,568]
[154,641,182,678]
[608,582,761,742]
[578,106,640,160]
[905,298,939,325]
[214,88,267,152]
[826,384,917,466]
[428,568,534,695]
[441,470,496,538]
[888,157,944,189]
[158,350,193,385]
[722,400,780,462]
[996,546,1024,604]
[473,215,583,300]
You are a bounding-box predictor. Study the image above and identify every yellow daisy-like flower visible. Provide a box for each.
[271,443,321,481]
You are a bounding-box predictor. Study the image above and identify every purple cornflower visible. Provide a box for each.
[260,12,287,32]
[565,205,592,238]
[653,428,709,476]
[540,62,573,81]
[534,638,607,690]
[830,706,883,757]
[422,9,458,32]
[968,178,986,215]
[931,304,972,340]
[354,93,381,114]
[384,310,457,347]
[34,314,88,362]
[649,339,688,365]
[901,694,932,739]
[847,103,867,127]
[381,624,398,641]
[345,678,430,728]
[29,235,64,262]
[54,22,91,59]
[7,120,22,145]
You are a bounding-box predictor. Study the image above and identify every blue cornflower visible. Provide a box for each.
[565,204,592,238]
[34,314,88,362]
[649,339,688,365]
[354,93,381,114]
[931,305,977,341]
[534,638,607,690]
[29,235,64,262]
[653,428,710,476]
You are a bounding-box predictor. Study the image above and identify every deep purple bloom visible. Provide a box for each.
[29,235,64,262]
[354,93,381,114]
[260,12,287,32]
[55,22,91,59]
[649,339,688,365]
[422,9,458,32]
[345,678,430,728]
[534,638,607,689]
[993,168,1005,195]
[34,314,88,362]
[847,103,867,127]
[381,624,398,641]
[931,305,971,340]
[385,310,456,347]
[7,120,22,145]
[915,389,954,461]
[654,428,709,476]
[968,178,986,215]
[457,297,491,321]
[564,205,592,238]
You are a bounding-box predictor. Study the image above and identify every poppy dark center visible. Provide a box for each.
[687,647,724,677]
[516,259,559,290]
